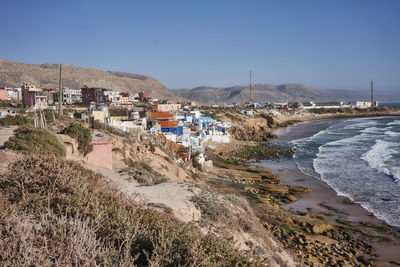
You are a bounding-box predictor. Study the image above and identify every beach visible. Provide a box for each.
[255,119,400,266]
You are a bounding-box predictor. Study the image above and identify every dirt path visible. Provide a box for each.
[87,164,202,223]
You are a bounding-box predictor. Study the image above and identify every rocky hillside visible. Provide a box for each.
[174,84,373,105]
[0,59,176,99]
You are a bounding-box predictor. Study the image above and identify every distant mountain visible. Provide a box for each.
[0,59,176,99]
[174,84,397,105]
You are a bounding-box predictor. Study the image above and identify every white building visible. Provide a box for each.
[351,101,372,109]
[63,88,82,105]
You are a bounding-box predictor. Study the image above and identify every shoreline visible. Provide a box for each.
[257,118,400,265]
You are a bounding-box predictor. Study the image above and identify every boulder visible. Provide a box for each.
[312,223,334,234]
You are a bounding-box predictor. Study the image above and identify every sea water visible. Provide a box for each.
[291,116,400,227]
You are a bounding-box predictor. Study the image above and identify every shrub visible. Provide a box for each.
[122,159,167,186]
[191,152,202,170]
[62,122,93,155]
[0,155,253,266]
[0,115,33,126]
[4,126,66,157]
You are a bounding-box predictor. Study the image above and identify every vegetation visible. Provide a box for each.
[0,100,27,109]
[191,152,202,170]
[62,122,93,155]
[222,143,294,165]
[4,126,66,157]
[0,114,33,126]
[0,155,253,266]
[122,159,167,186]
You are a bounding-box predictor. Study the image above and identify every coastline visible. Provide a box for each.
[257,118,400,266]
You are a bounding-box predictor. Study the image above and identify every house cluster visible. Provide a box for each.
[234,100,378,116]
[0,87,22,101]
[74,99,231,164]
[1,83,157,109]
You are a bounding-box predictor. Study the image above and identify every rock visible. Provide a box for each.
[312,223,334,234]
[287,194,297,202]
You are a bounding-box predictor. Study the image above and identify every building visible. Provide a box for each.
[0,88,8,100]
[157,103,181,112]
[9,88,22,101]
[42,88,58,104]
[81,87,110,106]
[119,92,131,105]
[104,90,121,105]
[63,88,82,105]
[138,91,149,102]
[351,101,372,109]
[21,83,47,109]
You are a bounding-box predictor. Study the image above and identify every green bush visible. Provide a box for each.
[0,115,33,126]
[0,155,253,266]
[62,122,93,155]
[4,126,66,157]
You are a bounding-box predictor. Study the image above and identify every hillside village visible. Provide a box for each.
[0,83,378,169]
[1,81,400,266]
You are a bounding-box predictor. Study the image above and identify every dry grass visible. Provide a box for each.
[0,155,254,266]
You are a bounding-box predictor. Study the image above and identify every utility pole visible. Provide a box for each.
[249,70,253,103]
[58,64,63,117]
[371,80,374,107]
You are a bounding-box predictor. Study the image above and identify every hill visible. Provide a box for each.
[0,59,176,99]
[174,84,375,105]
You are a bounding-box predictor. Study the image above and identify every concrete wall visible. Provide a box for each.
[87,140,112,169]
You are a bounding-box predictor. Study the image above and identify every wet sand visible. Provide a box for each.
[255,120,400,266]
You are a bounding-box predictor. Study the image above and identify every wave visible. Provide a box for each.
[361,140,400,183]
[361,127,384,134]
[343,121,377,130]
[387,120,400,126]
[384,130,400,138]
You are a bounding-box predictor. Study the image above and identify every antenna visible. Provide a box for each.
[371,80,374,107]
[249,70,252,103]
[58,64,63,116]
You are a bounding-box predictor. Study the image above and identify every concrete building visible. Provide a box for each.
[351,101,372,109]
[21,84,47,109]
[119,92,131,105]
[0,88,8,100]
[104,90,121,105]
[81,86,111,106]
[157,103,181,112]
[87,131,112,169]
[63,88,82,105]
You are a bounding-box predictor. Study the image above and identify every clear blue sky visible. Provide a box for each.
[1,0,399,91]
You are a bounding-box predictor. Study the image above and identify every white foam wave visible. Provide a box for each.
[387,120,400,126]
[358,201,400,227]
[361,127,384,134]
[385,130,400,138]
[361,140,399,180]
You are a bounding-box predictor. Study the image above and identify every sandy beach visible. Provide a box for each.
[255,119,400,266]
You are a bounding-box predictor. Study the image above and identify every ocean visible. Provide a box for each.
[290,116,400,227]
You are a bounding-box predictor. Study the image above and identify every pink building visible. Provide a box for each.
[0,88,8,100]
[87,140,112,169]
[22,84,47,109]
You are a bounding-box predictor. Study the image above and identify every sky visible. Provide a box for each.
[1,0,399,91]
